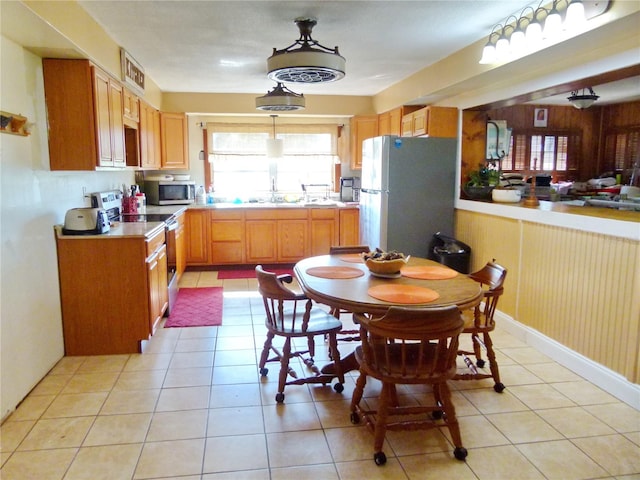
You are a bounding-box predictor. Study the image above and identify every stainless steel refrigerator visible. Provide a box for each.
[359,135,457,257]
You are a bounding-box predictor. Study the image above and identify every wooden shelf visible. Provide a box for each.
[0,111,29,136]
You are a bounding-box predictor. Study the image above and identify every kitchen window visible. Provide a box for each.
[208,123,339,199]
[501,130,580,180]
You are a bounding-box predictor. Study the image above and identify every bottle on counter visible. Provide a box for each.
[135,192,146,214]
[196,185,206,205]
[207,185,214,204]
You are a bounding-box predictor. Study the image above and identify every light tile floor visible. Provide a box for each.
[2,270,640,480]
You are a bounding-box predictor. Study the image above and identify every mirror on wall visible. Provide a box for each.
[486,120,511,161]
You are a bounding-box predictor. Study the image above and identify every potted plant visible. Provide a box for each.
[463,164,500,200]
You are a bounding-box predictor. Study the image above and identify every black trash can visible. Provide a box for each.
[427,232,471,274]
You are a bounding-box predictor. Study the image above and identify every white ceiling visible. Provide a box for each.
[78,0,540,97]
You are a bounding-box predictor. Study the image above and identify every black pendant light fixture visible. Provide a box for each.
[567,87,600,109]
[267,17,345,83]
[255,82,305,111]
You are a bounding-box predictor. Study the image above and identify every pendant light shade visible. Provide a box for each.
[567,87,599,109]
[266,115,284,158]
[267,18,345,83]
[256,82,305,111]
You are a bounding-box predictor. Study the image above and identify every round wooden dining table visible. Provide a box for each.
[294,254,483,375]
[294,254,483,315]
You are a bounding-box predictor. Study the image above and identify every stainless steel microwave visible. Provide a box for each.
[144,180,196,205]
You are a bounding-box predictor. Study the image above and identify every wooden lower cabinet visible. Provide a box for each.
[210,209,245,264]
[185,209,209,264]
[55,226,167,355]
[339,208,360,246]
[185,207,360,266]
[310,208,338,256]
[278,219,307,262]
[245,220,277,263]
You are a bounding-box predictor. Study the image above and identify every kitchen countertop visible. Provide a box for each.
[186,201,359,210]
[54,222,165,239]
[456,198,640,241]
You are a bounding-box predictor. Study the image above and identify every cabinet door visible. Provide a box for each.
[161,112,189,169]
[93,68,125,167]
[412,108,427,137]
[109,80,126,167]
[401,113,413,137]
[278,219,307,262]
[425,106,458,138]
[185,210,209,264]
[93,69,114,166]
[350,115,379,170]
[388,108,402,136]
[147,243,168,334]
[246,221,277,263]
[139,101,161,169]
[310,218,337,256]
[378,111,391,136]
[339,209,360,246]
[123,88,139,123]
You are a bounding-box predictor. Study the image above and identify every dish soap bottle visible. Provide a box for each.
[196,185,206,205]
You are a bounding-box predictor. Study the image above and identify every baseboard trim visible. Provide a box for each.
[496,311,640,410]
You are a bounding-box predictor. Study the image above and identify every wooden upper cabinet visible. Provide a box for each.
[43,59,127,170]
[160,112,189,170]
[139,100,161,169]
[123,88,140,125]
[401,106,457,138]
[350,115,379,170]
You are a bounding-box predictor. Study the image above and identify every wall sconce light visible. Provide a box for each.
[567,87,599,109]
[479,0,609,65]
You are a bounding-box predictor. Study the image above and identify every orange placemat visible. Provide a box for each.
[336,253,364,263]
[306,266,365,279]
[401,266,458,280]
[367,285,440,304]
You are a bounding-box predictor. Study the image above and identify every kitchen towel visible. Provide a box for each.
[164,287,223,328]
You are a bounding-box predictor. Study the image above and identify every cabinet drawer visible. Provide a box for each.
[245,208,308,220]
[146,230,166,257]
[310,208,337,219]
[211,209,243,220]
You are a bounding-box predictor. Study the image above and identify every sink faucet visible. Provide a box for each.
[270,176,277,202]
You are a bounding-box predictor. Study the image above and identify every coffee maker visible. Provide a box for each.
[340,177,360,202]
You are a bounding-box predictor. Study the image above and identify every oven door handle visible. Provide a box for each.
[165,220,178,232]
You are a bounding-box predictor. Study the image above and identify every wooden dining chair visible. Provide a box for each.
[350,305,467,466]
[454,260,508,392]
[255,265,345,403]
[327,245,370,342]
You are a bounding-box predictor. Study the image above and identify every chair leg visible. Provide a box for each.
[327,333,345,387]
[472,332,484,367]
[436,382,467,461]
[371,383,391,465]
[350,372,366,414]
[483,332,505,392]
[276,338,292,403]
[259,332,275,376]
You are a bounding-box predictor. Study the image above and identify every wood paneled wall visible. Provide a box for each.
[461,100,640,187]
[455,209,640,383]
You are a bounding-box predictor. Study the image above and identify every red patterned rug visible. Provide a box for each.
[164,287,223,328]
[217,268,292,279]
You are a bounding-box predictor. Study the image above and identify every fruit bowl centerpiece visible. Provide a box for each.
[362,249,409,277]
